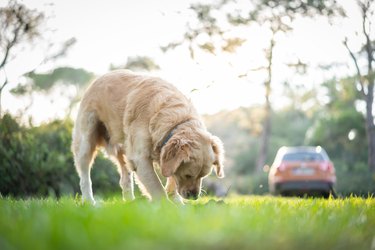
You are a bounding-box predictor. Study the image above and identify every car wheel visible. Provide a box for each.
[329,185,338,198]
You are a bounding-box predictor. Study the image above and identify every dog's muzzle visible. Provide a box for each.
[185,190,199,200]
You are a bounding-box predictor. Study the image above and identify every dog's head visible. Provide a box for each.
[160,129,224,200]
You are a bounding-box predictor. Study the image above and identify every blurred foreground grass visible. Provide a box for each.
[0,196,374,250]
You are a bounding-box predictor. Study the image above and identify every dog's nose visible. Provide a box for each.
[186,190,199,200]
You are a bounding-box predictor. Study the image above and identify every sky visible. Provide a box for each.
[1,0,365,124]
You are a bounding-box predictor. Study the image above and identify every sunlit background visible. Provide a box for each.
[2,0,364,122]
[0,0,374,198]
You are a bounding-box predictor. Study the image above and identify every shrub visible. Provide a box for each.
[227,173,269,195]
[0,114,120,197]
[334,161,375,196]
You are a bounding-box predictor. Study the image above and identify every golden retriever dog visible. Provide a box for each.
[72,70,224,204]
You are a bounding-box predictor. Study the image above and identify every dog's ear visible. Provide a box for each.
[211,135,225,178]
[160,138,192,177]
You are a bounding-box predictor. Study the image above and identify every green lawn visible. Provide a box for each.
[0,196,374,250]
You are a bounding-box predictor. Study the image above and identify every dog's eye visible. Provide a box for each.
[185,175,192,179]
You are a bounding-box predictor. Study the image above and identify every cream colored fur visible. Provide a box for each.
[72,70,224,204]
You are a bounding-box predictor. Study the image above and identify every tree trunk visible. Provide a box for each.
[343,1,375,172]
[366,124,375,173]
[364,11,375,172]
[256,101,272,172]
[0,78,9,118]
[256,38,274,173]
[0,88,3,118]
[365,75,375,172]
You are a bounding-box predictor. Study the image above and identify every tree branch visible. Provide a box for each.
[361,1,374,72]
[0,44,11,70]
[0,23,22,69]
[343,38,366,97]
[0,79,7,91]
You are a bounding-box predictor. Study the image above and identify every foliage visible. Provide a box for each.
[0,0,45,115]
[165,0,343,173]
[0,196,374,250]
[163,0,342,57]
[342,0,375,172]
[110,56,160,71]
[11,67,93,96]
[248,0,343,18]
[204,98,374,196]
[334,162,375,197]
[308,111,367,168]
[10,67,94,116]
[0,0,76,117]
[0,99,372,198]
[307,77,367,169]
[205,106,313,174]
[0,114,120,198]
[270,108,313,157]
[27,67,93,92]
[0,0,45,65]
[229,174,269,195]
[0,0,373,199]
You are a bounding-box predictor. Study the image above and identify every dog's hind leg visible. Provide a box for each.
[72,112,99,204]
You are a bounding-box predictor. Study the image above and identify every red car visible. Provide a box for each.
[268,146,336,197]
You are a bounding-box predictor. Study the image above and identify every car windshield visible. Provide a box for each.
[282,152,324,162]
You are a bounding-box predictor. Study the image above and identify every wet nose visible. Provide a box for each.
[186,190,199,200]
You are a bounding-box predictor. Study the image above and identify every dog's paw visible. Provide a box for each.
[122,192,135,202]
[81,201,97,207]
[168,193,185,205]
[81,196,97,206]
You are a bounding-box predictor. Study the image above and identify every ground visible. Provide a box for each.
[0,195,374,250]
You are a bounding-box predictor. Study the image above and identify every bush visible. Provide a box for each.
[0,114,120,198]
[228,173,269,195]
[334,161,375,196]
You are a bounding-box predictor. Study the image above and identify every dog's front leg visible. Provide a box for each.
[165,177,184,204]
[132,157,168,201]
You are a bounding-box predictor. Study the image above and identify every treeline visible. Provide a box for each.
[0,76,374,197]
[206,106,374,196]
[205,78,375,196]
[0,93,374,198]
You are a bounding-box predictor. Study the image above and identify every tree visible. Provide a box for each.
[307,77,367,170]
[163,0,340,173]
[0,0,44,117]
[11,67,94,116]
[0,0,76,117]
[342,0,375,172]
[110,56,159,72]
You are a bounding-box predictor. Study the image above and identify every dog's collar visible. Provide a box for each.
[161,128,177,148]
[161,120,190,148]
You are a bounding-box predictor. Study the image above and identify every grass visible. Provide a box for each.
[0,195,374,250]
